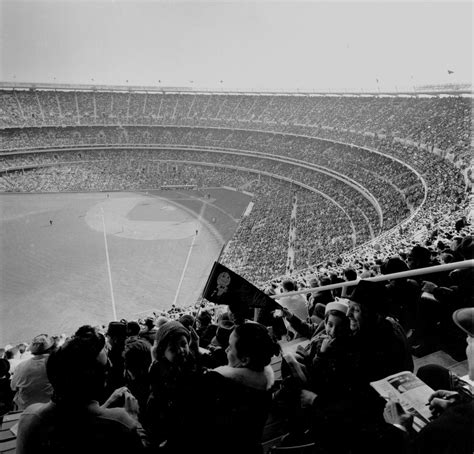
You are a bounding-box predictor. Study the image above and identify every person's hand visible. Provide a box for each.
[422,281,437,293]
[428,390,460,416]
[102,386,129,408]
[124,390,140,420]
[189,326,200,349]
[383,400,413,431]
[300,389,317,408]
[295,345,308,363]
[320,337,335,353]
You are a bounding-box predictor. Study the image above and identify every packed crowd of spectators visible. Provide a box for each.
[0,89,469,283]
[0,121,467,283]
[0,90,470,165]
[1,231,472,453]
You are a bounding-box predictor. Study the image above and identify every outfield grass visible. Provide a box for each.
[0,189,250,345]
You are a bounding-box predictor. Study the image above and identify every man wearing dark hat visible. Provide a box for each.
[10,334,55,410]
[346,279,413,379]
[381,256,421,332]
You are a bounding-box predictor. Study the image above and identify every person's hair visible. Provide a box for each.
[319,276,331,287]
[5,347,19,360]
[0,358,10,378]
[233,322,279,372]
[282,279,296,291]
[324,310,351,336]
[343,267,357,281]
[126,321,141,337]
[124,339,152,377]
[46,325,106,405]
[178,314,195,331]
[197,310,212,326]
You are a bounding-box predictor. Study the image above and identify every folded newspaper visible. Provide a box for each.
[370,370,435,432]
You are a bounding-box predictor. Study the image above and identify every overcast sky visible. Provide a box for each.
[0,0,472,90]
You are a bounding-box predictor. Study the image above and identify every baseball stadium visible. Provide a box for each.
[0,2,472,453]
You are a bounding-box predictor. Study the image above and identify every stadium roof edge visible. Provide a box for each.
[0,82,472,97]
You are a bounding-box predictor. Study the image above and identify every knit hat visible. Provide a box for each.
[349,280,387,314]
[29,334,55,355]
[154,321,190,359]
[325,298,349,315]
[155,316,169,329]
[452,308,474,337]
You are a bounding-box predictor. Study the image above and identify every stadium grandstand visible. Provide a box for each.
[0,88,470,282]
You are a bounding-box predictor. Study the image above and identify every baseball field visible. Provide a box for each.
[0,188,251,345]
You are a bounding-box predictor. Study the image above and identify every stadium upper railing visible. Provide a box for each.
[270,259,474,299]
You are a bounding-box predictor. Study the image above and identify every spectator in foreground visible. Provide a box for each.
[123,338,152,422]
[299,280,413,454]
[382,307,474,454]
[195,322,279,454]
[10,334,55,410]
[145,321,201,450]
[16,325,148,454]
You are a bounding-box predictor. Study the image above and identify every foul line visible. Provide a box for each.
[101,206,117,321]
[172,231,198,307]
[172,201,206,307]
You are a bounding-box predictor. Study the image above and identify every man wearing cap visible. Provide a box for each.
[346,279,413,380]
[10,334,55,410]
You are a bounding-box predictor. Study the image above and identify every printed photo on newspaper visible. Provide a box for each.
[370,370,436,432]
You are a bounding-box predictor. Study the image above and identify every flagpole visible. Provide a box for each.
[101,206,117,321]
